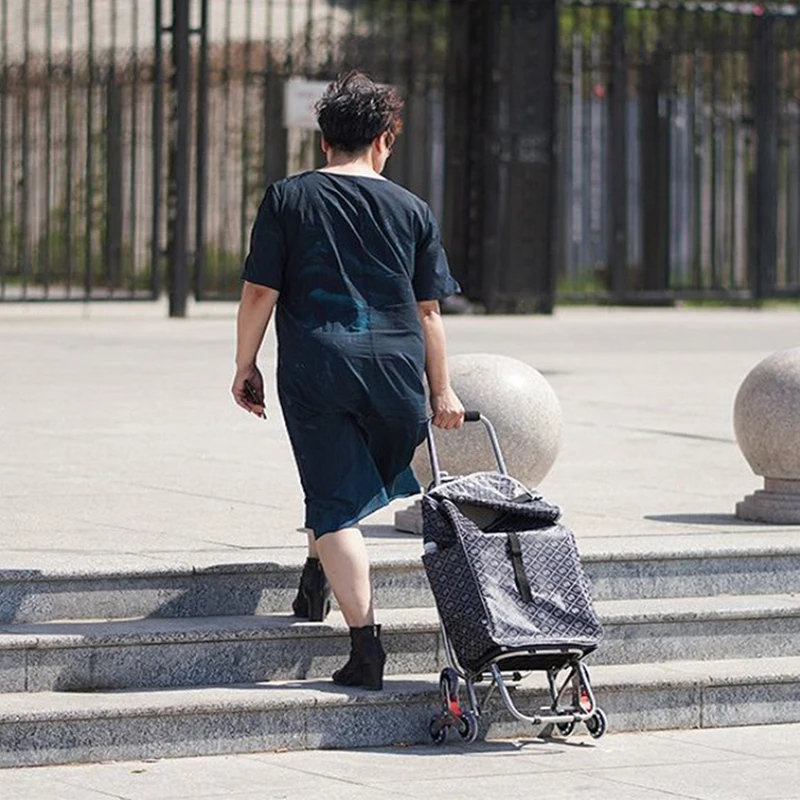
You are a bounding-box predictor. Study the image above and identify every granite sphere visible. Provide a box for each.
[734,347,800,480]
[412,353,562,489]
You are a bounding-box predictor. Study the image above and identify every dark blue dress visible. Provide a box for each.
[242,171,460,537]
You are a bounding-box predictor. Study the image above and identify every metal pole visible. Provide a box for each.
[151,0,164,299]
[105,0,123,294]
[21,0,30,297]
[608,3,628,300]
[44,0,53,296]
[753,11,778,299]
[194,0,209,300]
[0,0,8,299]
[85,0,95,298]
[167,0,191,317]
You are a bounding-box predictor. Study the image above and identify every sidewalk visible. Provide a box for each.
[3,305,800,786]
[2,305,799,573]
[2,723,799,799]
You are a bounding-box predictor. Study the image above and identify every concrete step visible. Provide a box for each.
[3,595,800,692]
[3,542,800,623]
[2,655,800,767]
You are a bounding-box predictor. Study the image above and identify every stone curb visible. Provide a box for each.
[4,547,800,624]
[2,657,800,767]
[1,596,800,692]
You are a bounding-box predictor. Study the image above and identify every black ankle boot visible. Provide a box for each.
[291,558,331,622]
[332,624,386,691]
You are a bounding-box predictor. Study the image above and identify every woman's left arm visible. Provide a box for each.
[232,280,280,416]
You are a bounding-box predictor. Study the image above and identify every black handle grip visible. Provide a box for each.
[464,411,481,422]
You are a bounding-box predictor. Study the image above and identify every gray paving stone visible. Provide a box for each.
[373,770,688,800]
[648,724,800,760]
[46,754,322,799]
[582,756,800,800]
[0,773,119,800]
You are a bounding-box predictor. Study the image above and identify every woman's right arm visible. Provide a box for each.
[232,281,279,416]
[418,300,464,430]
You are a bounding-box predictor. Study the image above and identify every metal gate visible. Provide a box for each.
[0,0,162,301]
[0,0,559,312]
[176,0,453,309]
[555,0,800,302]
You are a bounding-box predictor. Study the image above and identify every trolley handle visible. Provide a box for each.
[426,411,508,489]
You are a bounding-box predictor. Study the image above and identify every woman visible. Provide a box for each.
[232,71,464,691]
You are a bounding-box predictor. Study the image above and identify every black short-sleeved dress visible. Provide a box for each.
[242,171,460,537]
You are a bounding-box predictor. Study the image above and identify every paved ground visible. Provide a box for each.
[2,723,800,799]
[3,302,800,794]
[1,302,799,574]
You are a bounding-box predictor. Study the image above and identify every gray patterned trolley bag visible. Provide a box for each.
[423,412,607,744]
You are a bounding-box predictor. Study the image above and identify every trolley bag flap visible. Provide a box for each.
[427,472,561,532]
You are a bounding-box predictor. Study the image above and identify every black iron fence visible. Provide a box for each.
[0,1,161,300]
[556,0,800,301]
[0,0,452,306]
[1,0,799,308]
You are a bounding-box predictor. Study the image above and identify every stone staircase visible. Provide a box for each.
[2,540,800,767]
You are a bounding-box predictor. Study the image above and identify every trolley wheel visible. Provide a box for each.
[585,708,608,740]
[429,715,448,745]
[457,710,479,744]
[439,668,459,703]
[556,720,576,737]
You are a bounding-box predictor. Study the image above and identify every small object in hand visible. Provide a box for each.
[244,380,267,419]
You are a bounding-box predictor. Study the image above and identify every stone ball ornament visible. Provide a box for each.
[734,346,800,523]
[411,353,563,490]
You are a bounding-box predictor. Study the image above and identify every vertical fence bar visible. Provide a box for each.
[789,31,800,286]
[85,0,95,298]
[167,0,191,317]
[0,0,7,298]
[304,0,314,75]
[21,0,30,296]
[608,2,628,298]
[735,35,747,288]
[690,11,703,289]
[65,0,74,294]
[263,3,286,187]
[239,1,253,269]
[152,0,164,299]
[417,0,434,200]
[43,0,53,295]
[129,0,139,296]
[442,0,472,294]
[641,37,670,292]
[194,0,209,299]
[753,9,778,298]
[217,0,233,296]
[106,0,123,294]
[709,12,720,288]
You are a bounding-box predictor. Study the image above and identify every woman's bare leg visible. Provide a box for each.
[306,530,319,559]
[315,527,374,627]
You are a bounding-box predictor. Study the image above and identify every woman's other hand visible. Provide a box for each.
[232,364,266,418]
[431,386,465,430]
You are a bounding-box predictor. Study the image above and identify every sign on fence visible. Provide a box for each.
[283,79,329,129]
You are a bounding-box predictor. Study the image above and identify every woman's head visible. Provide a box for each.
[315,71,403,169]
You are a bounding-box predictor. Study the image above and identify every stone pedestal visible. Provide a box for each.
[394,499,423,534]
[734,347,800,523]
[395,353,562,533]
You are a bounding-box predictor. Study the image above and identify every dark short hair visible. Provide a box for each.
[315,70,404,153]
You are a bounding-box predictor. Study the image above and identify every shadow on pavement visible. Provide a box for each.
[644,513,755,526]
